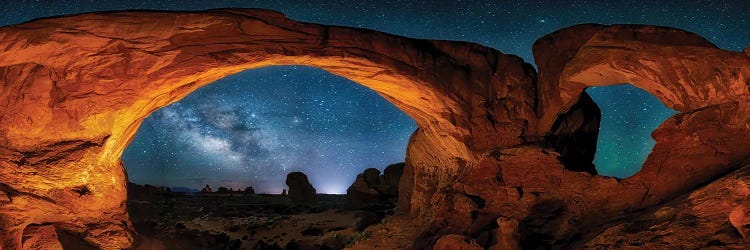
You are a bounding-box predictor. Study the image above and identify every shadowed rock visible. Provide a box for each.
[285,172,316,203]
[346,163,404,209]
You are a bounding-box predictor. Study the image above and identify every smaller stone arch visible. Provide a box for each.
[534,24,750,207]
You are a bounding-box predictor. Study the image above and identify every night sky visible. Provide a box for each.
[4,1,748,193]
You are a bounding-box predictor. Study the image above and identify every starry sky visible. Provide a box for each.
[4,1,748,192]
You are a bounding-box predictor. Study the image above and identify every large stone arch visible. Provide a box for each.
[0,9,536,248]
[0,9,748,249]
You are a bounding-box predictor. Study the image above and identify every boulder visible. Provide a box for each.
[346,163,405,209]
[285,172,316,203]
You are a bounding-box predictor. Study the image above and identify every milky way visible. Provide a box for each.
[122,66,415,193]
[4,1,748,192]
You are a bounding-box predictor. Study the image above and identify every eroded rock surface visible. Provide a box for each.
[580,160,750,249]
[21,225,63,250]
[0,9,748,249]
[433,234,483,250]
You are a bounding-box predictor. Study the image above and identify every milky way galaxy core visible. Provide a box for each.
[122,66,416,193]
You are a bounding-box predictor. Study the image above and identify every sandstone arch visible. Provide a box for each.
[0,9,536,248]
[535,23,750,205]
[0,9,748,249]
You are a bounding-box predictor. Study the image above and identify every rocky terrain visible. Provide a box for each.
[0,8,749,250]
[124,167,402,250]
[127,183,374,250]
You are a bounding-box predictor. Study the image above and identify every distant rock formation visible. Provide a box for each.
[346,163,404,209]
[285,172,316,203]
[243,186,255,195]
[126,182,173,201]
[216,187,230,194]
[200,185,213,193]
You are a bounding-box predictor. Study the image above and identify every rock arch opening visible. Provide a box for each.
[122,65,415,248]
[586,84,678,178]
[122,65,415,194]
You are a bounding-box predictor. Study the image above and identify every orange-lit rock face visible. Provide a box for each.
[0,9,748,249]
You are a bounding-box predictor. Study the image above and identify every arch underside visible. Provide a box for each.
[0,9,748,249]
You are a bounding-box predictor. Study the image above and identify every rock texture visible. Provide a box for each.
[285,172,316,203]
[579,160,750,249]
[21,225,63,250]
[346,163,404,209]
[433,234,483,250]
[0,9,748,249]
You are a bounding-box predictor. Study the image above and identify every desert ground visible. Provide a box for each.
[128,184,390,250]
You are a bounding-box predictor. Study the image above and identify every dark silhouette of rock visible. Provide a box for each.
[346,163,404,209]
[285,172,316,203]
[243,186,255,195]
[281,189,287,196]
[382,163,404,193]
[200,185,213,193]
[363,168,380,186]
[216,187,230,194]
[544,93,600,174]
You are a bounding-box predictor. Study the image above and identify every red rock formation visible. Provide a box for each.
[433,234,483,250]
[0,9,748,249]
[730,200,750,241]
[20,225,63,250]
[581,160,750,248]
